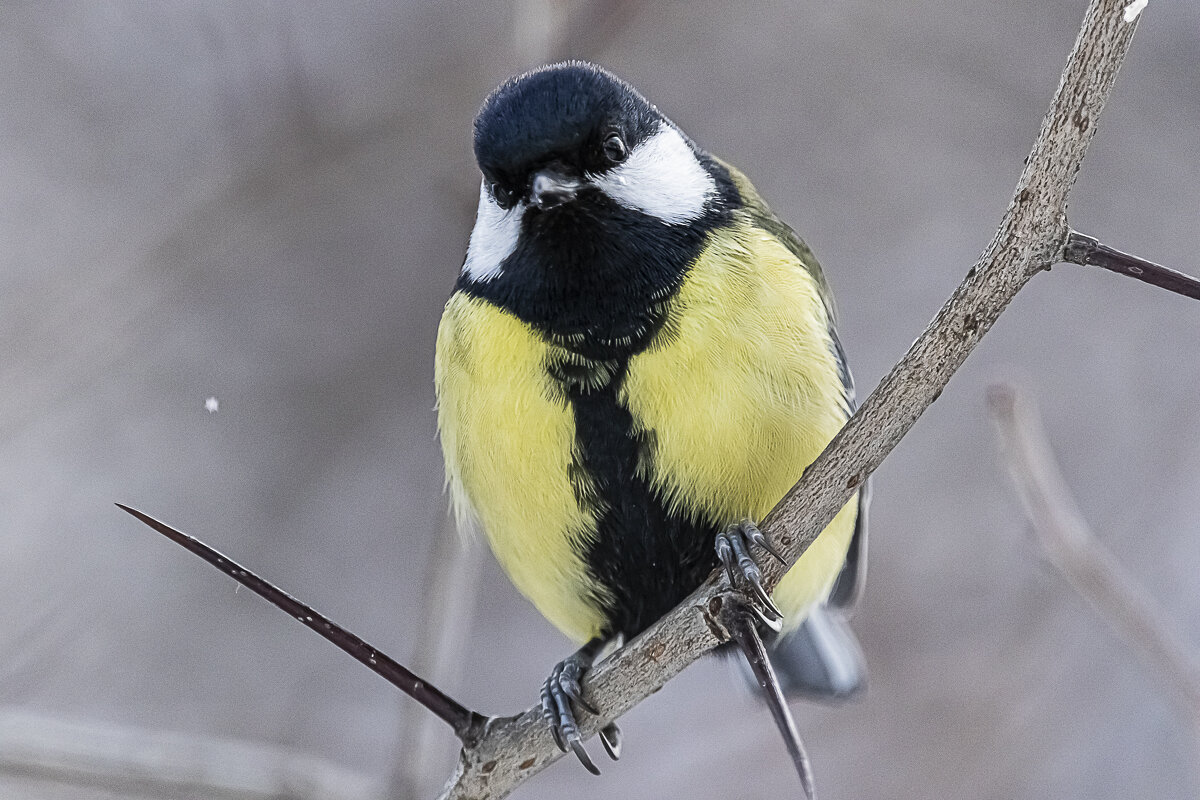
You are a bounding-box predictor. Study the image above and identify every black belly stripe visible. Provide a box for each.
[559,357,720,639]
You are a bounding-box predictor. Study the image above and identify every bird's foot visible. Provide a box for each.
[539,639,621,774]
[715,519,786,629]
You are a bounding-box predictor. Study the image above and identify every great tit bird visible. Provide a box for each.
[435,62,866,793]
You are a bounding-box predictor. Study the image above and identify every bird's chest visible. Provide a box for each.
[436,235,845,640]
[435,292,723,641]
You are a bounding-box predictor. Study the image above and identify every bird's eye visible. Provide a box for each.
[602,132,628,163]
[489,180,514,208]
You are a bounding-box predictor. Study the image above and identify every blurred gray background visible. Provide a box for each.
[3,1,1199,798]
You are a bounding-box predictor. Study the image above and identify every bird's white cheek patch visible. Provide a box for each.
[592,123,716,225]
[462,181,523,282]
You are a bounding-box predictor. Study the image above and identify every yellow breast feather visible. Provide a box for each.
[623,217,858,625]
[436,218,856,639]
[435,293,609,643]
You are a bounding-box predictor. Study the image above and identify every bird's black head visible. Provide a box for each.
[459,62,738,354]
[473,62,661,209]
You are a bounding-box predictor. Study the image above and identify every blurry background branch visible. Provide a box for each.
[988,384,1200,754]
[0,709,382,800]
[440,1,1191,797]
[513,0,642,65]
[391,516,482,800]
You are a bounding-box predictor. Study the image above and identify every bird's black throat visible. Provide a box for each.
[457,190,721,354]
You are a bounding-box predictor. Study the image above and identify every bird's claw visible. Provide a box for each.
[598,721,621,760]
[539,652,620,774]
[743,519,787,564]
[570,738,600,775]
[716,521,785,629]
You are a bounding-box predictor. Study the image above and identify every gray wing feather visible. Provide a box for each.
[826,326,868,610]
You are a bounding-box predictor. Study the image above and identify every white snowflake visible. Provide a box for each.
[204,396,220,413]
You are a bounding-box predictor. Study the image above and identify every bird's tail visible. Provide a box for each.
[769,605,867,701]
[730,604,867,702]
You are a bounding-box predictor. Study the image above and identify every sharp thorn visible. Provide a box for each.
[113,503,480,737]
[729,609,817,799]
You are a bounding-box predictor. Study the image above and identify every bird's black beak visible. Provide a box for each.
[530,168,581,210]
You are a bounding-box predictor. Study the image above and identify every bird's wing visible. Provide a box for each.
[719,156,868,610]
[826,327,868,611]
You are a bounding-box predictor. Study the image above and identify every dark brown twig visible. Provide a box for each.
[1063,230,1200,300]
[114,504,485,741]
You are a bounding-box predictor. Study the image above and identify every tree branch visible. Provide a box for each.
[439,2,1165,797]
[987,384,1200,734]
[112,3,1200,797]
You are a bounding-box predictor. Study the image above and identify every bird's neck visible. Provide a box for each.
[457,207,709,360]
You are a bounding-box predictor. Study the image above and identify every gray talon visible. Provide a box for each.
[599,722,622,761]
[557,659,599,715]
[541,677,569,752]
[745,567,784,620]
[744,520,787,564]
[541,638,610,774]
[716,533,738,585]
[550,720,568,752]
[749,599,785,632]
[570,740,601,775]
[716,521,785,623]
[561,679,598,715]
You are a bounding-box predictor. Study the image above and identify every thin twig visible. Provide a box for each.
[1064,230,1200,300]
[439,2,1161,797]
[987,385,1200,727]
[114,505,485,740]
